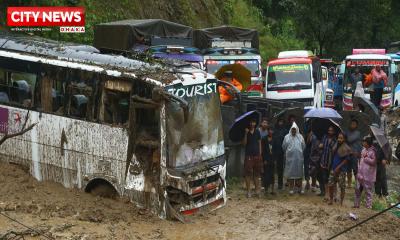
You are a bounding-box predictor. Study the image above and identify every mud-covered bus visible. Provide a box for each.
[0,35,226,219]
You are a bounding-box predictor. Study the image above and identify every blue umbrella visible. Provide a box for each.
[229,110,260,142]
[304,107,342,120]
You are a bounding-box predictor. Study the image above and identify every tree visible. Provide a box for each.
[291,0,400,59]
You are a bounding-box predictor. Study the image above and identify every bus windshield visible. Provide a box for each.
[267,64,312,91]
[344,60,391,90]
[165,79,224,168]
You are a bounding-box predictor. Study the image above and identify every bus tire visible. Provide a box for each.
[85,179,118,199]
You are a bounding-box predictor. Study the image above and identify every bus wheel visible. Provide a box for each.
[85,179,118,199]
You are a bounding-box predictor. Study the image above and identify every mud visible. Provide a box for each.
[0,162,399,240]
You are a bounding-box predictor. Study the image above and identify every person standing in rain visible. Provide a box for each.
[259,118,270,139]
[262,126,275,195]
[282,122,305,194]
[354,136,377,209]
[346,119,362,188]
[303,128,313,191]
[374,138,389,197]
[272,118,287,190]
[308,129,322,193]
[243,119,262,198]
[370,65,387,107]
[320,126,338,199]
[328,132,351,205]
[350,67,363,90]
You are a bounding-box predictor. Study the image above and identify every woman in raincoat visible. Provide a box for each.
[282,122,306,194]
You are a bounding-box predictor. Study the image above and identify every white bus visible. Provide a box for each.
[0,35,226,219]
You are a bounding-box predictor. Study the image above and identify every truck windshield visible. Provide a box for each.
[206,60,260,76]
[165,79,224,168]
[235,60,260,76]
[343,60,391,90]
[206,60,230,75]
[267,64,312,91]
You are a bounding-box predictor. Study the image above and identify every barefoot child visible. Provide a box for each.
[354,136,377,209]
[328,132,351,205]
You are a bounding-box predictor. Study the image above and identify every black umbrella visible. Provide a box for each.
[272,107,304,133]
[353,96,380,125]
[340,111,371,138]
[370,125,392,160]
[229,110,260,142]
[309,118,343,139]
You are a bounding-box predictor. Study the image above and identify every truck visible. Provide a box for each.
[94,19,204,69]
[193,26,263,95]
[265,50,331,109]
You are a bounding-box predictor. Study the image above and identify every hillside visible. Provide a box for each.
[0,0,304,61]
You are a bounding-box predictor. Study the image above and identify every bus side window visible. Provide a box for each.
[38,66,66,115]
[0,68,36,107]
[0,69,9,103]
[99,79,131,126]
[66,70,94,120]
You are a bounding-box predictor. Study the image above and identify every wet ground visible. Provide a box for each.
[0,162,399,240]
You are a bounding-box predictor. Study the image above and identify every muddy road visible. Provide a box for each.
[0,162,399,240]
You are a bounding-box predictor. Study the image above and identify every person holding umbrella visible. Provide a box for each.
[319,126,338,199]
[243,118,262,198]
[282,122,306,194]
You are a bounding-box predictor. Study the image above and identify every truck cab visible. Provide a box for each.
[265,50,324,109]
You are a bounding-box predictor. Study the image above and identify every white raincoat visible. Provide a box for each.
[282,122,306,179]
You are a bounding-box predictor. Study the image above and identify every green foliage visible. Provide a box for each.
[222,0,304,60]
[289,0,400,59]
[1,0,304,61]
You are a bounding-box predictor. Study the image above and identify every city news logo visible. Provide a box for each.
[7,7,85,33]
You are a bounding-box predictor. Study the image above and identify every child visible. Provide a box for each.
[354,136,377,209]
[328,132,351,205]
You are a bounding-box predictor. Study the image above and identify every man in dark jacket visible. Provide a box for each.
[374,142,389,197]
[272,118,287,190]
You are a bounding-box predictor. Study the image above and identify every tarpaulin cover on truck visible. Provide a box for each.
[193,26,259,50]
[94,19,193,51]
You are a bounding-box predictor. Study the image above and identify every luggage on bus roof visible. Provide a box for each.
[193,26,259,50]
[94,19,193,52]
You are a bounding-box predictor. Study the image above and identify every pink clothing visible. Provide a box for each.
[357,146,377,183]
[354,180,374,208]
[371,68,388,86]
